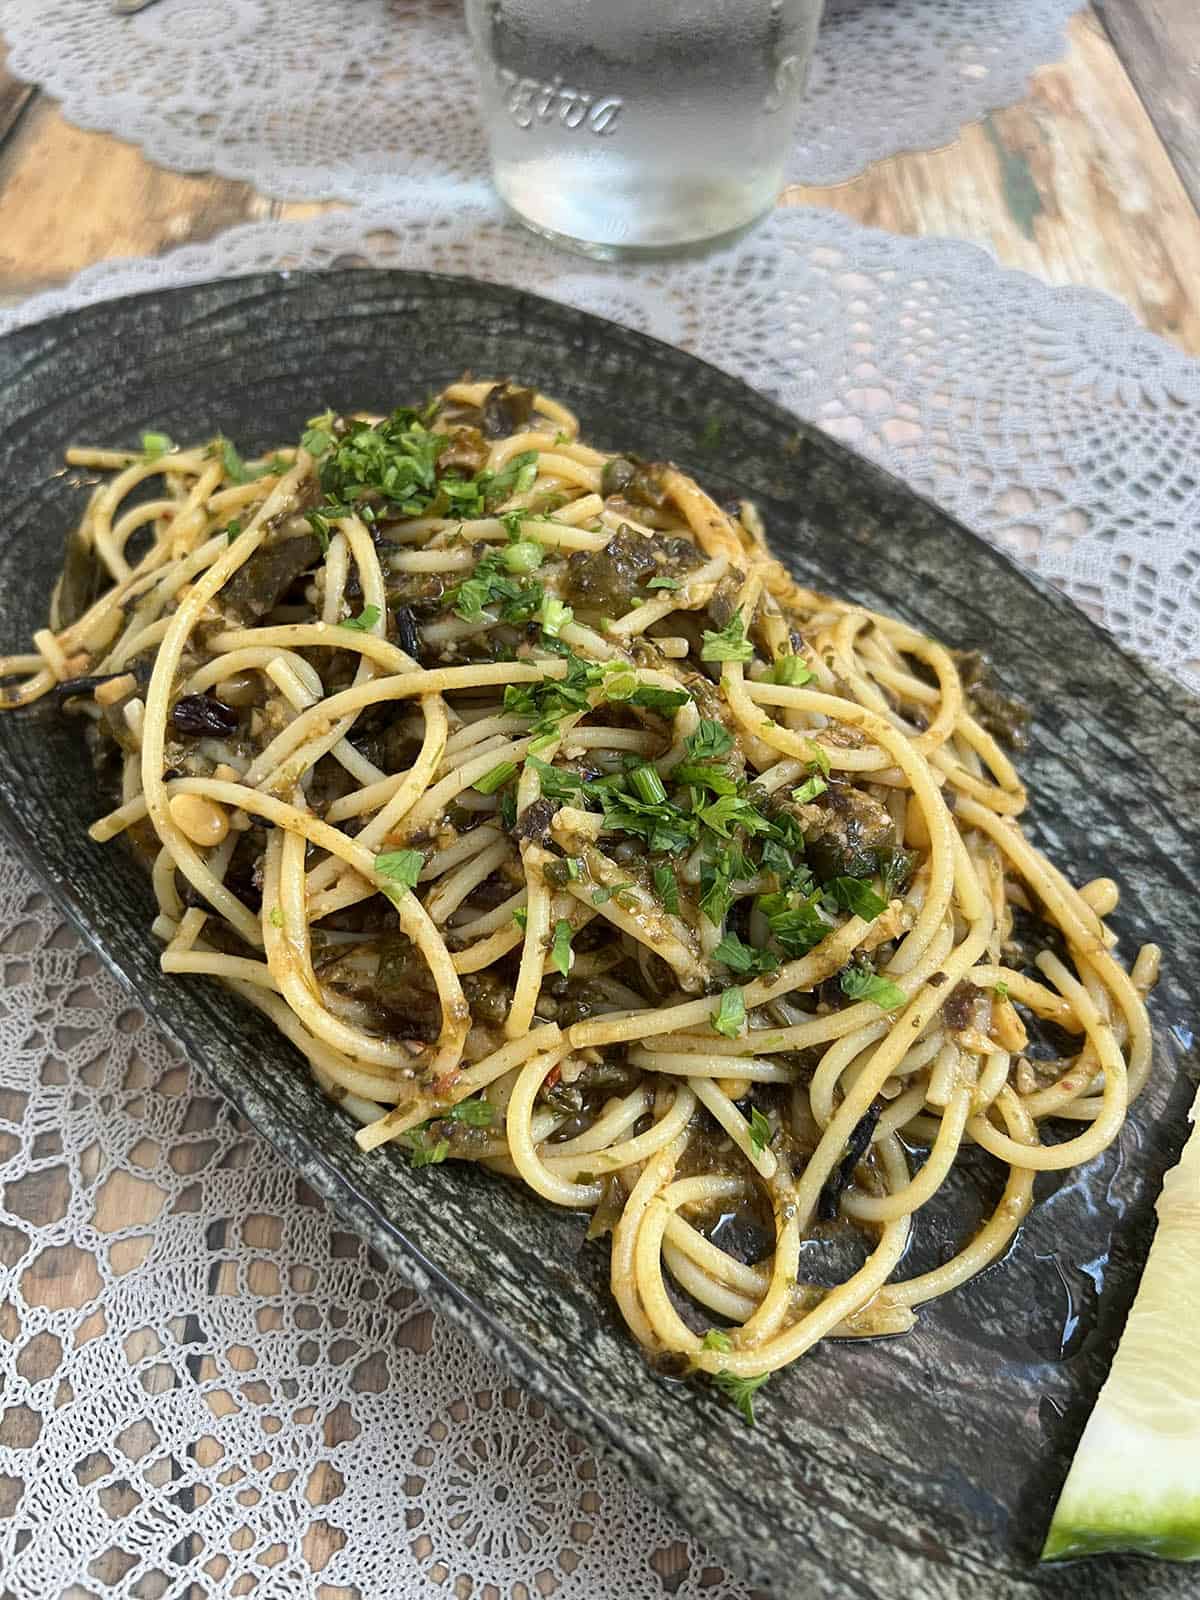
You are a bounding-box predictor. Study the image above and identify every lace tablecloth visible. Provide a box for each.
[1,202,1199,1598]
[0,0,1083,196]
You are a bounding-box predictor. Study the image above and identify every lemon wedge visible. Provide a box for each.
[1042,1084,1200,1562]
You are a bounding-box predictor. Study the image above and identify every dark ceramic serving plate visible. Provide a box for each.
[0,273,1196,1598]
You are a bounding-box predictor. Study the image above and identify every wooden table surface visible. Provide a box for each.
[1,7,1198,353]
[0,3,1196,1594]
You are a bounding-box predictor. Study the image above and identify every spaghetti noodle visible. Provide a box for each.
[0,381,1158,1417]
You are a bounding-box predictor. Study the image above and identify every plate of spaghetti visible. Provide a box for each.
[0,272,1195,1599]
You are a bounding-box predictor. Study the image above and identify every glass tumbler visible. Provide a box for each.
[464,0,824,259]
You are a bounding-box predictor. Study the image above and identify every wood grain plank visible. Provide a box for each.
[782,11,1200,356]
[0,44,36,152]
[0,94,272,305]
[1094,0,1200,213]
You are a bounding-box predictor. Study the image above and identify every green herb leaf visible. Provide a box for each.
[646,575,680,591]
[225,518,243,546]
[771,655,814,686]
[747,1106,772,1155]
[699,855,735,927]
[712,930,780,977]
[698,795,773,839]
[840,966,907,1010]
[403,1129,450,1168]
[702,1328,732,1352]
[538,595,573,637]
[339,604,381,633]
[629,764,668,806]
[527,755,584,800]
[141,431,174,461]
[500,539,544,574]
[220,438,250,484]
[268,907,283,928]
[551,918,574,977]
[673,761,738,796]
[375,848,424,894]
[804,740,832,777]
[877,848,916,902]
[686,720,734,760]
[712,986,745,1038]
[512,906,528,931]
[994,980,1010,1002]
[447,1097,493,1127]
[652,864,680,915]
[701,609,754,664]
[592,882,635,906]
[825,877,887,920]
[712,1369,769,1427]
[306,509,332,554]
[300,425,334,458]
[757,889,830,956]
[317,406,447,519]
[791,776,827,804]
[473,760,518,795]
[627,684,690,715]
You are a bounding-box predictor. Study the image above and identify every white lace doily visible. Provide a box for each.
[0,0,1082,196]
[2,203,1199,1598]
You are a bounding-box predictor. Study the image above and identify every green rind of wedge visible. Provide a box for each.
[1043,1495,1200,1562]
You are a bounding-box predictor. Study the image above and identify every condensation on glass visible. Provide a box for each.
[465,0,824,258]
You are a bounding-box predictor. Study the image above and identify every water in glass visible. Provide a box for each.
[465,0,824,257]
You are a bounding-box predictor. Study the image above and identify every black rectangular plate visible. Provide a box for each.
[0,272,1196,1598]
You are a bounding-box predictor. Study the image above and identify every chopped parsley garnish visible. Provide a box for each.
[141,431,174,461]
[500,539,544,574]
[771,655,814,686]
[603,677,690,716]
[712,1369,769,1427]
[994,980,1010,1002]
[702,1328,733,1353]
[446,550,542,625]
[712,930,779,977]
[339,604,381,632]
[756,889,830,956]
[824,877,887,921]
[804,740,832,777]
[629,764,668,806]
[652,864,680,914]
[712,986,746,1038]
[375,848,424,895]
[512,906,528,931]
[300,421,334,457]
[747,1106,772,1155]
[551,918,574,977]
[792,775,827,804]
[687,720,734,759]
[699,855,736,927]
[447,1097,493,1127]
[698,794,773,839]
[701,610,754,664]
[474,760,518,795]
[527,755,584,799]
[225,519,243,545]
[877,848,916,901]
[499,788,518,830]
[504,652,602,746]
[537,595,573,637]
[645,575,680,591]
[315,407,445,517]
[840,966,907,1010]
[306,509,332,554]
[402,1129,450,1168]
[592,882,635,906]
[563,857,583,880]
